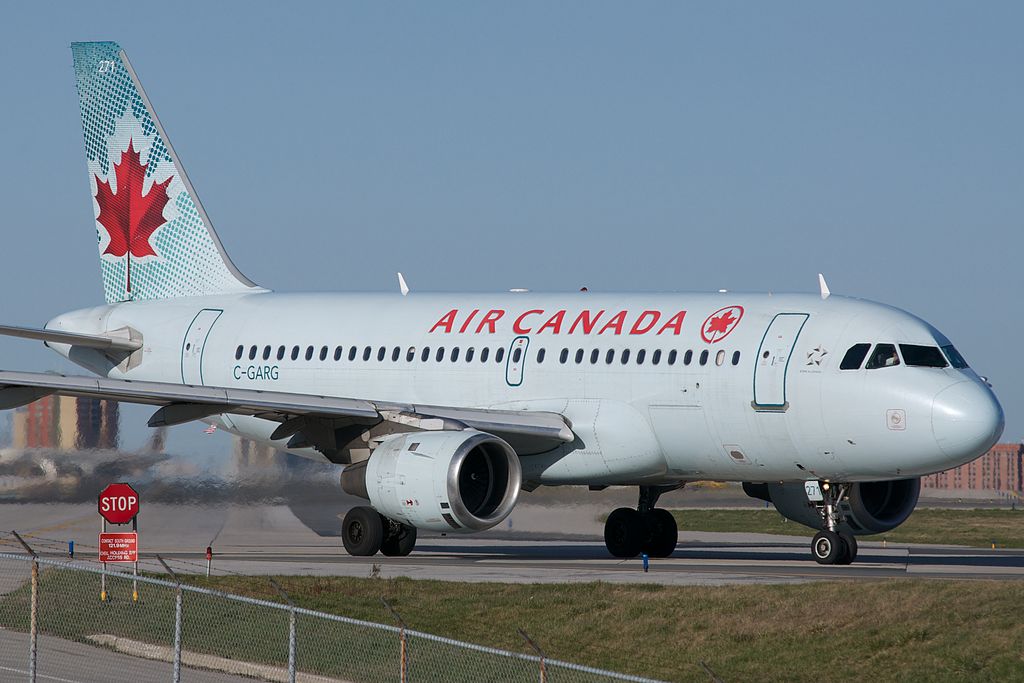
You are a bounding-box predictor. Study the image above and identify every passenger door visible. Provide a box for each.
[181,309,223,385]
[753,313,809,410]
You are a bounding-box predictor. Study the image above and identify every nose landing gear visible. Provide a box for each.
[603,485,680,558]
[811,483,858,565]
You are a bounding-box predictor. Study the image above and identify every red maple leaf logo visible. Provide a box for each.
[94,139,172,293]
[701,306,744,343]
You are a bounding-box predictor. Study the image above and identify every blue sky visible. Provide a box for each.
[0,2,1021,451]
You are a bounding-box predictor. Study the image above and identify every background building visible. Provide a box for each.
[10,396,119,451]
[922,442,1023,495]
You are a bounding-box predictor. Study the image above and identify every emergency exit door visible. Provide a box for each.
[505,336,529,387]
[752,313,809,410]
[181,309,223,385]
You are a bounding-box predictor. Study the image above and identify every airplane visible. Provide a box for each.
[0,42,1003,564]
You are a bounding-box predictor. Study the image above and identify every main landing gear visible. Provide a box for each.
[810,482,858,565]
[603,486,680,558]
[341,506,418,557]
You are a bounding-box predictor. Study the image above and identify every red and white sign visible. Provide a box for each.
[98,483,139,525]
[99,532,138,563]
[701,306,744,344]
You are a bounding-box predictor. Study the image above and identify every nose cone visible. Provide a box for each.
[932,381,1004,461]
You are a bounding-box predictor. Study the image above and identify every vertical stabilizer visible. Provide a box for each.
[72,42,261,303]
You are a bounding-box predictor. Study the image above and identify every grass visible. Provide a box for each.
[669,507,1024,547]
[5,568,1024,682]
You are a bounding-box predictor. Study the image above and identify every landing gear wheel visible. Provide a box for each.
[837,532,858,565]
[605,507,644,558]
[341,506,384,556]
[643,509,678,558]
[811,530,843,565]
[380,519,417,557]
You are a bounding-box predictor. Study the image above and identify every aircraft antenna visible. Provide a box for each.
[818,273,831,300]
[397,273,410,296]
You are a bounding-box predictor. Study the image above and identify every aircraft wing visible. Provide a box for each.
[0,370,574,458]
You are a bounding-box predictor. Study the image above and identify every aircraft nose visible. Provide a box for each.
[931,381,1004,460]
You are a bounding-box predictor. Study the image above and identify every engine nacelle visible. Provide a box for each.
[341,430,521,533]
[743,478,920,535]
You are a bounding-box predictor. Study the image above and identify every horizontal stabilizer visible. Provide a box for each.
[0,325,142,351]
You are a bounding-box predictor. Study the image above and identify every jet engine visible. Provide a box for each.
[743,478,920,534]
[341,430,521,532]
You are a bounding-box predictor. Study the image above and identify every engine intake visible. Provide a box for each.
[743,478,920,535]
[341,430,521,532]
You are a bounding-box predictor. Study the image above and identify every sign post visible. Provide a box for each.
[98,483,141,602]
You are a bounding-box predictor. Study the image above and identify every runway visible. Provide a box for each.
[3,502,1023,585]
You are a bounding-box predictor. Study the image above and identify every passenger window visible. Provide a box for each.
[667,350,677,366]
[716,350,725,366]
[652,349,661,365]
[349,347,358,361]
[391,347,400,362]
[235,345,243,360]
[452,347,461,362]
[560,348,569,364]
[436,347,445,362]
[942,344,969,369]
[377,346,386,361]
[684,350,693,366]
[362,346,371,361]
[495,347,505,363]
[699,350,709,366]
[620,349,630,365]
[590,349,599,364]
[421,347,430,362]
[305,346,314,361]
[481,348,490,362]
[320,346,329,361]
[731,351,741,366]
[900,345,948,368]
[636,349,646,365]
[575,349,584,364]
[865,344,900,369]
[291,346,300,361]
[840,343,871,370]
[605,349,615,365]
[513,348,522,363]
[249,346,257,361]
[535,348,544,363]
[278,346,286,361]
[467,347,476,362]
[263,346,271,361]
[407,347,416,362]
[334,346,343,361]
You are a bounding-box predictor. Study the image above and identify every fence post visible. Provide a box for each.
[518,628,547,683]
[269,578,297,683]
[382,599,408,683]
[12,531,37,683]
[157,556,182,683]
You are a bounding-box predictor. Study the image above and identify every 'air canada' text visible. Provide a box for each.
[428,309,688,336]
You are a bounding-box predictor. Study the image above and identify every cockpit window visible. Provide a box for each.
[865,344,900,369]
[839,343,871,370]
[899,344,948,368]
[942,344,969,369]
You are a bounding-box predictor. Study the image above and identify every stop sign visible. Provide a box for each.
[98,483,139,524]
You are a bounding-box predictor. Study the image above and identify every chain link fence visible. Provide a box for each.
[0,539,664,683]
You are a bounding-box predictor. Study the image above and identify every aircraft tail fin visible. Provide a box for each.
[71,42,261,304]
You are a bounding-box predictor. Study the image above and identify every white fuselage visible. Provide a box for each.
[45,290,1003,486]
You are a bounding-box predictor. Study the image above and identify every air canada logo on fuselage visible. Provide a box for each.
[700,306,744,343]
[428,309,688,336]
